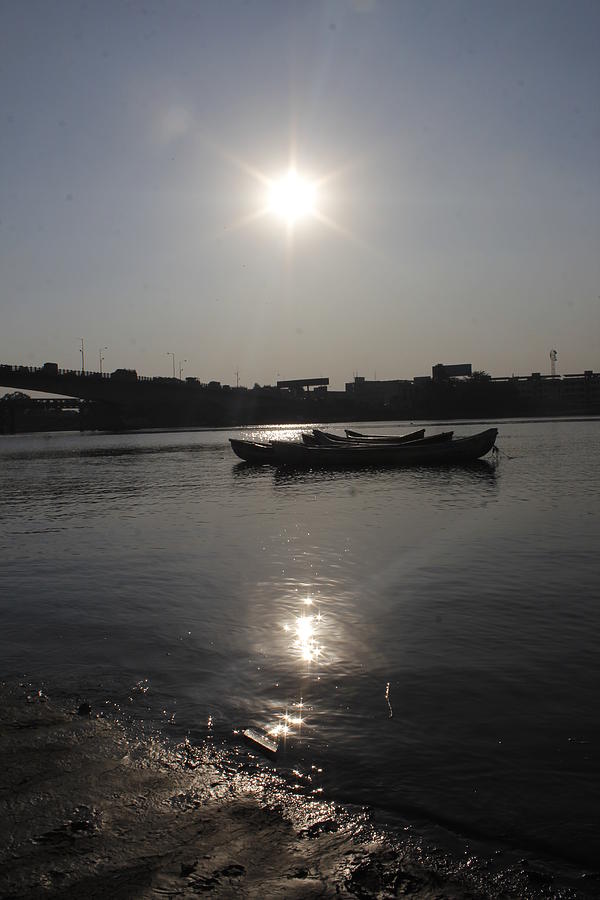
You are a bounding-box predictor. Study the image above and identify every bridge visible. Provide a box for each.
[0,362,246,429]
[0,362,203,402]
[0,393,83,434]
[0,361,346,430]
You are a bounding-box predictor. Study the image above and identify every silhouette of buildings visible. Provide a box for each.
[1,359,599,432]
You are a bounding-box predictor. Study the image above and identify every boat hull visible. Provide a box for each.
[229,439,275,463]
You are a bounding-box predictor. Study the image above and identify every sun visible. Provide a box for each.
[267,169,317,225]
[218,151,361,248]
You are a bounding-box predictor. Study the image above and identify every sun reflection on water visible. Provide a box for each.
[257,591,331,750]
[267,701,306,739]
[294,607,324,662]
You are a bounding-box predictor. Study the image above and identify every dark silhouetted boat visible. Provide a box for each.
[312,427,425,445]
[345,427,431,441]
[230,428,498,467]
[310,429,453,447]
[229,439,275,463]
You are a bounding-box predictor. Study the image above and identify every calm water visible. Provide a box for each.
[1,419,599,879]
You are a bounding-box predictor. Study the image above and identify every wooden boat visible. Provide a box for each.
[229,438,275,463]
[301,432,320,446]
[394,430,453,445]
[308,429,453,447]
[231,428,498,467]
[312,427,425,445]
[345,428,427,441]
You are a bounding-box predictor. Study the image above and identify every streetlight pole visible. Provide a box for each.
[80,338,85,373]
[179,359,187,380]
[99,347,108,374]
[166,351,175,378]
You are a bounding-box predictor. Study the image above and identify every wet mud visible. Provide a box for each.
[0,683,594,899]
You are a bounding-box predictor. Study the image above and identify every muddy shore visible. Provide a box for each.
[0,682,593,899]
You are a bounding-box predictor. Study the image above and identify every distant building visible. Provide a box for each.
[490,369,600,414]
[345,375,412,405]
[277,377,329,394]
[432,363,472,381]
[110,368,138,381]
[560,371,600,412]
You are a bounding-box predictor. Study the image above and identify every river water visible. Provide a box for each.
[1,418,599,891]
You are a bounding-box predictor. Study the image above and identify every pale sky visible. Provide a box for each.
[1,0,598,389]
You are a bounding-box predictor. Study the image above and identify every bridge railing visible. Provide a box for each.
[0,363,112,379]
[0,363,214,388]
[0,363,143,380]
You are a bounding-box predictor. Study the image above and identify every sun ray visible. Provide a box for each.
[219,205,272,237]
[198,131,273,187]
[311,208,379,256]
[311,155,368,191]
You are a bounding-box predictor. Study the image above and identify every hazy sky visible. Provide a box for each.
[1,0,598,389]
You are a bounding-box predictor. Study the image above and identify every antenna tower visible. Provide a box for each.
[549,349,558,378]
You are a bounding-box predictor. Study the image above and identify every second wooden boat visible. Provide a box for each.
[345,427,427,441]
[313,427,425,445]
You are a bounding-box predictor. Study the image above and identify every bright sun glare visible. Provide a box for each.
[267,170,317,225]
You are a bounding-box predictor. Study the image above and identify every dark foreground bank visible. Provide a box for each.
[1,683,596,899]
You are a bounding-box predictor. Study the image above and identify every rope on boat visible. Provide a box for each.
[491,445,515,461]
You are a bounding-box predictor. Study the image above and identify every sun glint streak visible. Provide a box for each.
[284,713,304,726]
[293,613,325,663]
[296,614,314,643]
[268,722,290,738]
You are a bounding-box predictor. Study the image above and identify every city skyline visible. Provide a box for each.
[1,0,599,391]
[1,345,594,398]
